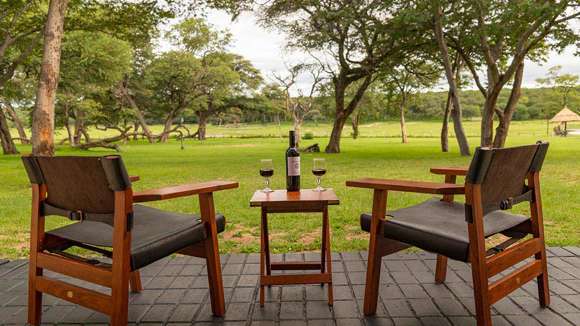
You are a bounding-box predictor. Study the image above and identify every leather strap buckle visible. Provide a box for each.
[69,210,86,222]
[499,198,513,210]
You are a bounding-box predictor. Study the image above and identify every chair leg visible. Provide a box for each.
[111,263,130,325]
[28,185,46,326]
[536,249,550,307]
[27,266,43,326]
[130,271,143,293]
[466,185,492,326]
[110,191,131,326]
[110,264,130,325]
[528,174,550,308]
[200,192,226,316]
[110,295,129,326]
[435,255,448,284]
[205,241,225,316]
[363,190,388,316]
[471,271,492,326]
[363,241,382,315]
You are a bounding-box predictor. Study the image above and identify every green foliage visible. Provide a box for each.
[169,17,231,55]
[155,17,263,128]
[302,131,314,139]
[144,50,204,117]
[55,31,133,127]
[60,31,133,93]
[536,65,580,107]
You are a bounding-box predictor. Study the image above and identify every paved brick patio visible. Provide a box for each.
[0,248,579,325]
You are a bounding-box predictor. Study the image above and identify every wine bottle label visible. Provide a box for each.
[287,157,300,176]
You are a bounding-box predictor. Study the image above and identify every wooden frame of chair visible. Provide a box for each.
[347,165,550,326]
[28,179,237,326]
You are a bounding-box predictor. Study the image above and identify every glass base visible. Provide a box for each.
[313,186,326,192]
[261,187,274,193]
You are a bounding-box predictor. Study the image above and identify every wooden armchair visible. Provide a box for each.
[347,142,550,326]
[22,155,237,325]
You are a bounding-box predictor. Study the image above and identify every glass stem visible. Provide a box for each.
[316,176,321,188]
[266,177,270,188]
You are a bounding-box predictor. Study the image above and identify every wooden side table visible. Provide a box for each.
[250,189,340,306]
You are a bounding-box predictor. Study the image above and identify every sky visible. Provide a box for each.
[171,9,580,94]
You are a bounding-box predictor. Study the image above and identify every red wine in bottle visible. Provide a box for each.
[285,130,300,191]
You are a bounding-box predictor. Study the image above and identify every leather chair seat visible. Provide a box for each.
[360,198,528,262]
[48,204,226,270]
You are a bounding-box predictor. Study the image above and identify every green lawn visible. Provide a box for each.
[1,120,579,258]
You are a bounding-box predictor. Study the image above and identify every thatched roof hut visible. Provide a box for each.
[550,107,580,123]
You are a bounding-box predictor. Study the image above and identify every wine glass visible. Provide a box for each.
[260,159,274,193]
[312,158,326,192]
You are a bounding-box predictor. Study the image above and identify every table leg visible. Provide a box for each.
[262,208,271,277]
[324,206,333,305]
[260,208,267,306]
[321,208,327,276]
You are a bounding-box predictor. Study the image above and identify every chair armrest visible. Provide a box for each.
[129,175,140,182]
[133,180,239,202]
[429,167,468,176]
[346,178,464,195]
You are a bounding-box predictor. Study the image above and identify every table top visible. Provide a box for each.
[250,189,339,207]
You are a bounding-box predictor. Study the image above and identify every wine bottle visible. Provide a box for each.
[285,130,300,191]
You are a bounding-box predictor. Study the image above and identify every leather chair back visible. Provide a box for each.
[22,156,131,219]
[466,142,548,212]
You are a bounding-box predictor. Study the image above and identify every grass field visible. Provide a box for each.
[1,120,579,258]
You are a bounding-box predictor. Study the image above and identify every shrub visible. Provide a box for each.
[302,131,314,139]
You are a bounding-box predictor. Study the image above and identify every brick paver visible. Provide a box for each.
[0,248,579,325]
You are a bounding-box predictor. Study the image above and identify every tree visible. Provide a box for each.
[432,2,471,156]
[378,61,439,144]
[273,64,323,148]
[536,65,579,107]
[32,0,69,156]
[260,0,432,153]
[0,103,18,154]
[144,51,206,142]
[194,52,261,140]
[1,0,175,155]
[56,31,133,148]
[1,100,29,144]
[434,0,580,148]
[259,83,286,127]
[167,18,262,140]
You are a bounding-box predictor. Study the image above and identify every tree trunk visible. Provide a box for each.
[480,96,497,147]
[72,109,83,145]
[64,122,72,144]
[325,74,372,153]
[351,112,360,139]
[3,102,29,144]
[292,107,302,148]
[196,111,207,140]
[493,62,524,148]
[120,86,153,143]
[399,96,408,144]
[449,99,470,155]
[326,77,347,153]
[0,108,18,154]
[326,112,348,153]
[433,7,470,156]
[159,113,174,143]
[133,122,139,140]
[63,103,73,144]
[31,0,69,156]
[81,127,91,143]
[441,91,451,152]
